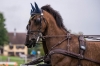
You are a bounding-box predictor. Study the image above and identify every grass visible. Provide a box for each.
[0,55,25,66]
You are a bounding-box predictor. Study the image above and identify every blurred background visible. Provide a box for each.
[0,0,100,66]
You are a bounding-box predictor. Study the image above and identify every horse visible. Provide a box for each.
[25,2,100,66]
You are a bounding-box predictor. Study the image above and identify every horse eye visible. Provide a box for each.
[34,18,41,25]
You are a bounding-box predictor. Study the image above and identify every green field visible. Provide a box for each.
[0,55,25,66]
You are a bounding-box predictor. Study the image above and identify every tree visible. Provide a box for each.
[0,12,8,46]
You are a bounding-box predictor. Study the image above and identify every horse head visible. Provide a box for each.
[25,2,47,48]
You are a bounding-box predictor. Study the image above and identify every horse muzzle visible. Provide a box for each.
[25,38,36,48]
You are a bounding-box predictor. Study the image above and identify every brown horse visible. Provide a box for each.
[25,2,100,66]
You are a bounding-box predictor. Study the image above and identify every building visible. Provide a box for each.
[3,31,28,56]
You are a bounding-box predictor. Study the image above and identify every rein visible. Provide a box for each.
[42,35,100,39]
[42,35,69,38]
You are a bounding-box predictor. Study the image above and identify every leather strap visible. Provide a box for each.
[48,49,100,65]
[78,35,86,66]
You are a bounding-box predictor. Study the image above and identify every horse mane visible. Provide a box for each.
[41,5,68,32]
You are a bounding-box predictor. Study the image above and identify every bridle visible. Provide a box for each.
[25,12,71,49]
[25,12,47,47]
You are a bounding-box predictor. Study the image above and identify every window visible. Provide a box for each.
[21,52,25,54]
[16,46,20,49]
[8,52,14,56]
[16,52,20,56]
[9,45,13,49]
[16,46,25,49]
[21,46,25,49]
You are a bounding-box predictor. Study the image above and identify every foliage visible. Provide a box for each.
[0,12,8,46]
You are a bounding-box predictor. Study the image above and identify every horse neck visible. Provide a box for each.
[43,11,68,50]
[43,10,67,35]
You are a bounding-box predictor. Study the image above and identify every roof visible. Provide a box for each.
[8,32,26,44]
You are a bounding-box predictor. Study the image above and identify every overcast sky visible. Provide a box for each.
[0,0,100,35]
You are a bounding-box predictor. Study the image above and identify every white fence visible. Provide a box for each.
[0,62,17,66]
[20,64,36,66]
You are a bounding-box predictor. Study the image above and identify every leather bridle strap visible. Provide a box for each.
[50,38,68,50]
[78,35,86,66]
[45,33,71,51]
[42,35,68,38]
[48,49,100,65]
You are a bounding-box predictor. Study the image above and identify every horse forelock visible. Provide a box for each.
[41,5,68,32]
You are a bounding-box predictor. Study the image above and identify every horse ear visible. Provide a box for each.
[34,2,41,13]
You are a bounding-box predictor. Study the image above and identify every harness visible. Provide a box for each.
[25,12,100,66]
[25,34,100,66]
[45,34,100,66]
